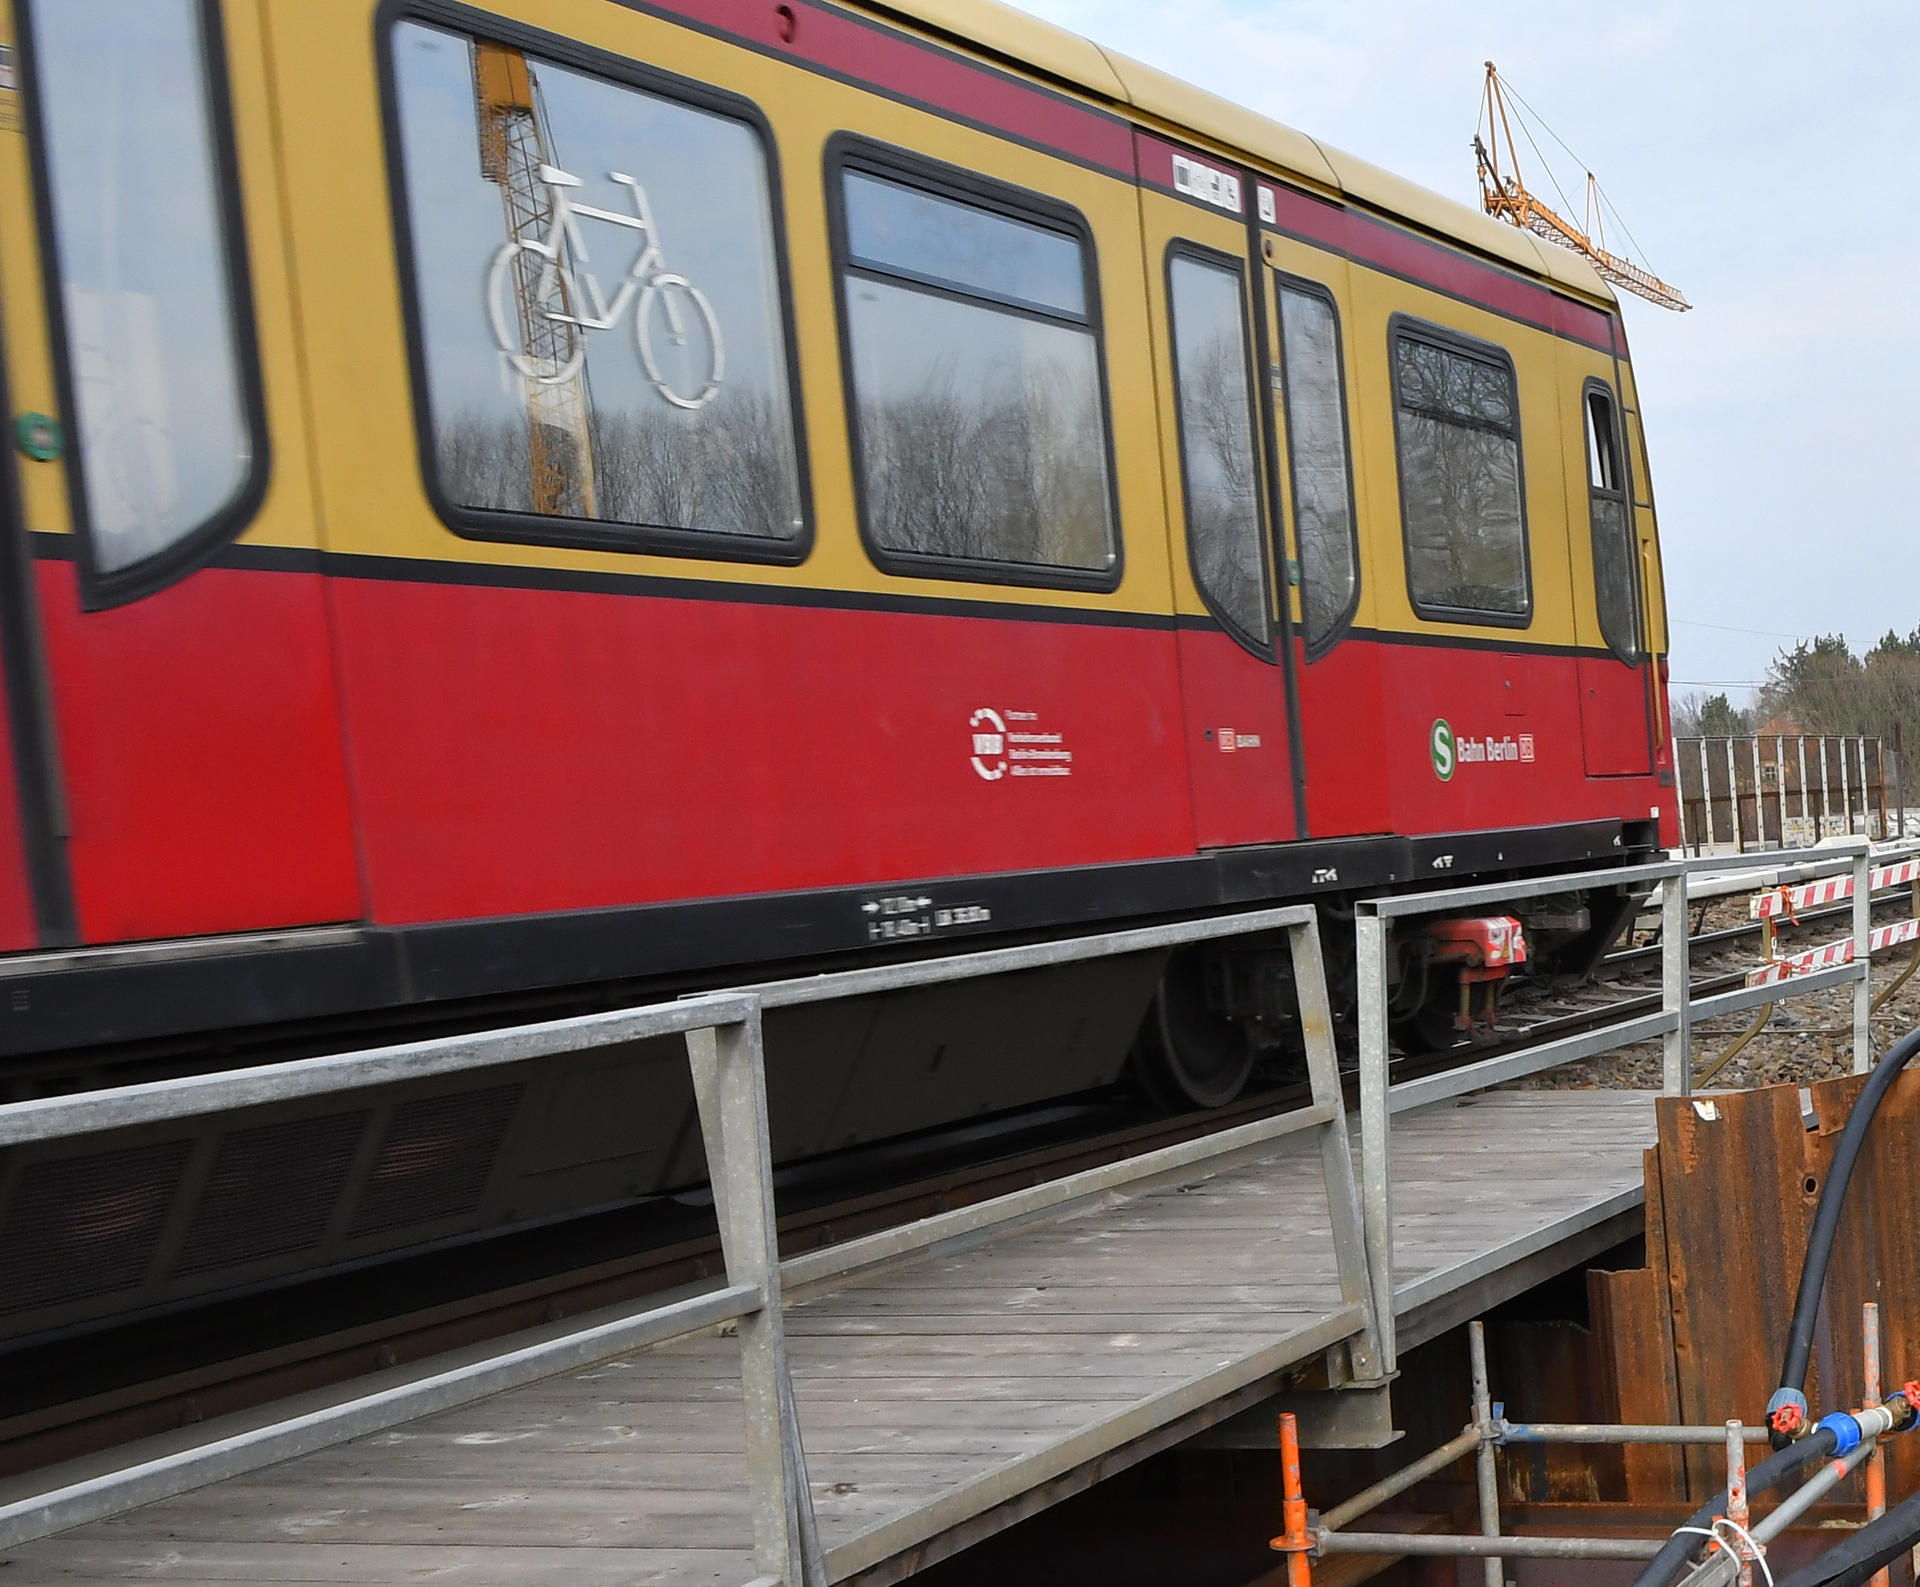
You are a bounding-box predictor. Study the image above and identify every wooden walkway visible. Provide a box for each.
[0,1089,1658,1587]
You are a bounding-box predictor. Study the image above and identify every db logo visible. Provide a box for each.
[969,708,1007,780]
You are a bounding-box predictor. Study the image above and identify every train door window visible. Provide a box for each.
[1585,381,1638,662]
[23,0,265,598]
[1167,248,1267,647]
[1390,320,1530,625]
[1273,280,1358,656]
[387,22,807,558]
[832,148,1118,587]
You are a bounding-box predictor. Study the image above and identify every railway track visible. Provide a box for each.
[4,884,1905,1483]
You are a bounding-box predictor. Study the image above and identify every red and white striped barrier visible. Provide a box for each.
[1752,858,1920,920]
[1745,917,1920,987]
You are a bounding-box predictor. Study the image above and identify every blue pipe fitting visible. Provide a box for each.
[1817,1411,1863,1456]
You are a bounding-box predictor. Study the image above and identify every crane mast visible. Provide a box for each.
[1474,62,1690,313]
[472,40,597,515]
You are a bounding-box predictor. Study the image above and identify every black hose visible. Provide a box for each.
[1770,1025,1920,1444]
[1627,1428,1838,1587]
[1774,1481,1920,1587]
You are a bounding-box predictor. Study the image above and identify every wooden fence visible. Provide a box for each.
[1676,734,1893,853]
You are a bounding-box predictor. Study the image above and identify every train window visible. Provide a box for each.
[388,22,807,556]
[833,152,1118,585]
[24,0,265,597]
[1273,281,1359,656]
[1167,250,1266,646]
[1390,322,1531,624]
[1585,382,1639,661]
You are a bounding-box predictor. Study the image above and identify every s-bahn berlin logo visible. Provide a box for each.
[1432,717,1535,779]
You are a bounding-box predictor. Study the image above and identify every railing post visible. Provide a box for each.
[1662,866,1692,1095]
[687,1002,822,1587]
[1354,908,1395,1374]
[1288,915,1383,1382]
[1853,845,1873,1074]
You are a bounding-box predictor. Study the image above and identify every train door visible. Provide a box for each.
[1255,188,1387,838]
[1137,135,1300,848]
[1567,336,1654,778]
[0,0,360,946]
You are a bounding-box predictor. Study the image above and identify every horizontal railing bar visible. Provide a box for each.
[1358,860,1678,920]
[0,991,760,1149]
[1317,1531,1662,1561]
[0,1279,761,1551]
[1387,1011,1676,1115]
[1691,961,1866,1024]
[1678,839,1872,873]
[749,905,1316,1009]
[783,1098,1337,1289]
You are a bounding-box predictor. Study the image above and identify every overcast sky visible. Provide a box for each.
[1010,0,1917,705]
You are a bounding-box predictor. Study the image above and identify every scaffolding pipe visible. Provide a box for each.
[1725,1420,1753,1587]
[1675,1433,1881,1587]
[1317,1532,1663,1561]
[1469,1319,1503,1587]
[1864,1303,1890,1587]
[1318,1426,1483,1532]
[1498,1421,1753,1445]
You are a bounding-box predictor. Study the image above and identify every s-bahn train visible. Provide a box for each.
[0,0,1675,1343]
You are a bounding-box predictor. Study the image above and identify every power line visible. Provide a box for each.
[1671,618,1813,641]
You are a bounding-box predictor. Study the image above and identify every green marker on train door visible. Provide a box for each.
[1430,718,1455,781]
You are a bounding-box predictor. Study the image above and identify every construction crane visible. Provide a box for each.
[1473,62,1690,312]
[471,40,597,515]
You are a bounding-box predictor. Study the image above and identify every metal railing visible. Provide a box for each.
[1352,839,1882,1373]
[0,904,1380,1587]
[8,840,1906,1580]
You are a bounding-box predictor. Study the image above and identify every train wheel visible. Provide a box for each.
[1390,1003,1468,1055]
[1389,964,1471,1054]
[1129,952,1255,1111]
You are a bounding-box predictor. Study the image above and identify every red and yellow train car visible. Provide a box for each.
[0,0,1676,1332]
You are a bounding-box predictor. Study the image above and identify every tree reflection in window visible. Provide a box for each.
[840,168,1115,576]
[1393,331,1529,619]
[1275,283,1357,654]
[1168,253,1265,643]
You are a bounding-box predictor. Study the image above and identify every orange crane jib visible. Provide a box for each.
[1474,62,1690,313]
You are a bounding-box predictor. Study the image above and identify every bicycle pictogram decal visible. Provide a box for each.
[488,163,725,411]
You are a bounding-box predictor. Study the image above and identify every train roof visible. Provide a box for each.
[861,0,1616,307]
